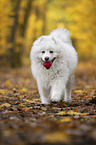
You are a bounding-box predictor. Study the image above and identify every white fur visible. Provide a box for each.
[30,28,78,104]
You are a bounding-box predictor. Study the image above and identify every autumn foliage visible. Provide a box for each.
[0,0,96,67]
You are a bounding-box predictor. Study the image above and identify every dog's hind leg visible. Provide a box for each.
[64,75,74,103]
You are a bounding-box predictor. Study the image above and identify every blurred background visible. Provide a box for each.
[0,0,96,67]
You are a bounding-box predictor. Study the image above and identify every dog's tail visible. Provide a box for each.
[50,28,72,44]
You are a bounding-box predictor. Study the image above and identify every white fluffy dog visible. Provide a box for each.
[30,28,78,104]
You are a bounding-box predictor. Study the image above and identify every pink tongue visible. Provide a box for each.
[43,61,52,69]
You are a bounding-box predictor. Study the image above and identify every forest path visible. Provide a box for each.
[0,63,96,145]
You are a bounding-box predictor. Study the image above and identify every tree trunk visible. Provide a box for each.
[9,0,21,67]
[9,0,33,67]
[33,6,40,41]
[18,0,33,66]
[21,0,32,38]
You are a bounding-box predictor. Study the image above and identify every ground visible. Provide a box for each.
[0,63,96,145]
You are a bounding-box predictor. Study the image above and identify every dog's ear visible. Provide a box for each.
[39,37,44,42]
[52,37,57,44]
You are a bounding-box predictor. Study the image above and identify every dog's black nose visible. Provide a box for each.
[45,57,49,61]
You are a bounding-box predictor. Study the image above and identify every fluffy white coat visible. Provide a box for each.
[30,28,78,104]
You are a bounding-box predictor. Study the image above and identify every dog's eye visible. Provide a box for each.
[50,51,53,53]
[42,51,45,53]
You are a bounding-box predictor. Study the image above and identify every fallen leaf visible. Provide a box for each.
[45,131,70,143]
[0,89,7,94]
[57,111,67,116]
[0,103,11,108]
[19,103,29,111]
[19,88,27,93]
[68,111,80,116]
[74,90,83,93]
[58,111,89,116]
[25,99,35,103]
[79,112,89,116]
[58,117,72,122]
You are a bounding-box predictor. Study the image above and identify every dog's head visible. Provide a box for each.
[40,36,61,69]
[31,36,60,69]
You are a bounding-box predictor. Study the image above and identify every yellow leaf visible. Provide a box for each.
[67,111,80,116]
[74,90,82,93]
[0,103,11,108]
[58,111,89,116]
[45,131,70,143]
[19,103,26,107]
[19,88,27,93]
[79,113,89,116]
[19,95,23,98]
[0,89,7,94]
[58,117,72,122]
[26,99,35,103]
[57,111,67,116]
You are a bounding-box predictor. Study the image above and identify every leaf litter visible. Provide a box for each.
[0,64,96,145]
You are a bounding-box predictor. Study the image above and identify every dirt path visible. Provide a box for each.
[0,63,96,145]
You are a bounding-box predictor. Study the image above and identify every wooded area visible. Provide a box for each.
[0,0,96,67]
[0,1,96,144]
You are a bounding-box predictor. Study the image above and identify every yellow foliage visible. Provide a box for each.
[0,0,96,64]
[64,0,96,62]
[0,0,12,51]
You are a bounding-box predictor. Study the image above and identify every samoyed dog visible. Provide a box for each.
[30,28,78,104]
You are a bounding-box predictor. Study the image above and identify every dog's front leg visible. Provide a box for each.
[37,83,50,104]
[51,79,64,102]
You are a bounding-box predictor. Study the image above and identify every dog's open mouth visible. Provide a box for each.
[42,57,56,69]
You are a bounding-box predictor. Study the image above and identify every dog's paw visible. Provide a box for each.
[41,100,50,105]
[40,96,50,104]
[51,96,61,103]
